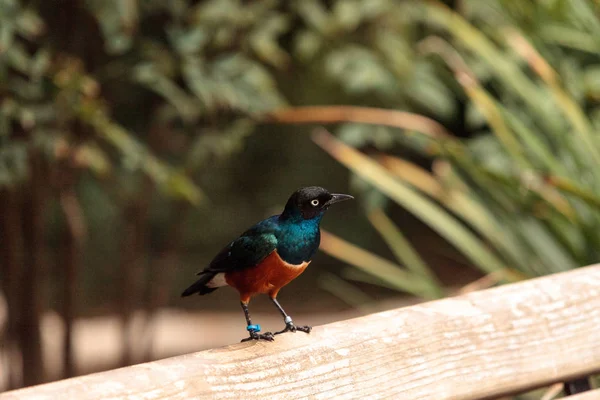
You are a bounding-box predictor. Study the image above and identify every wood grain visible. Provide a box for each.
[3,265,600,400]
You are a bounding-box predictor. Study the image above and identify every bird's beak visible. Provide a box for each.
[326,193,354,206]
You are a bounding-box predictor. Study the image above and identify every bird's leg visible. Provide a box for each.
[271,297,311,335]
[240,301,274,342]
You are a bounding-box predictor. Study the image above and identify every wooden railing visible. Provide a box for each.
[2,265,600,399]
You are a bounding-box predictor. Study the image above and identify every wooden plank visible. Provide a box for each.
[564,389,600,399]
[3,265,600,400]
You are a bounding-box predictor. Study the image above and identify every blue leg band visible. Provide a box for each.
[246,324,261,332]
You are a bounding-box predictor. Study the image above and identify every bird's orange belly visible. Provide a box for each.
[225,251,310,303]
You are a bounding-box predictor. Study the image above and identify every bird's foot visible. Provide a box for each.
[241,324,274,342]
[274,318,311,335]
[241,332,274,342]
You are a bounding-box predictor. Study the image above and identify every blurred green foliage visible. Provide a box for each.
[313,0,600,299]
[2,0,600,305]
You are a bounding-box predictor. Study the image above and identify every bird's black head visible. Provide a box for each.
[281,186,353,220]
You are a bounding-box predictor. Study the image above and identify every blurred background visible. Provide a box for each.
[2,0,600,397]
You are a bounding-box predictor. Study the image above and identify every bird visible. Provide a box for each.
[181,186,353,342]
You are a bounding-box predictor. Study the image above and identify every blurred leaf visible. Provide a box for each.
[318,271,374,311]
[501,107,566,176]
[167,26,209,55]
[507,31,600,166]
[547,175,600,210]
[77,144,112,177]
[293,0,332,36]
[379,154,533,274]
[264,106,452,138]
[29,48,51,80]
[186,119,255,171]
[583,66,600,99]
[517,218,578,273]
[0,142,28,187]
[325,45,400,96]
[78,102,204,205]
[422,1,564,132]
[332,0,361,32]
[293,29,322,62]
[86,0,134,54]
[249,13,290,68]
[313,129,513,277]
[320,230,435,298]
[15,8,44,38]
[182,55,286,116]
[5,41,31,74]
[192,0,246,25]
[337,124,395,149]
[405,62,456,119]
[368,208,444,298]
[134,62,200,122]
[540,25,600,53]
[117,0,138,34]
[0,19,14,54]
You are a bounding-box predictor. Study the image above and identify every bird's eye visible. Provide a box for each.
[310,199,319,207]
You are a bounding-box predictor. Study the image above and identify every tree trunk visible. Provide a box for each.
[58,179,86,379]
[0,188,24,389]
[18,150,47,387]
[119,178,152,367]
[141,201,189,362]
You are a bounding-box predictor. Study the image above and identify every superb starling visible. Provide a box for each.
[181,186,353,342]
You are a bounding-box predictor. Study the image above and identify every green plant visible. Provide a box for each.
[302,0,600,294]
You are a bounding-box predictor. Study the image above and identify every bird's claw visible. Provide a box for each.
[297,325,311,334]
[275,322,311,335]
[241,331,274,342]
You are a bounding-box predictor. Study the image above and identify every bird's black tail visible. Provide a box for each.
[181,272,218,297]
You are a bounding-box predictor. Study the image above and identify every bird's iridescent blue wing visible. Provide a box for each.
[199,216,279,274]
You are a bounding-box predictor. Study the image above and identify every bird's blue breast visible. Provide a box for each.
[275,215,322,265]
